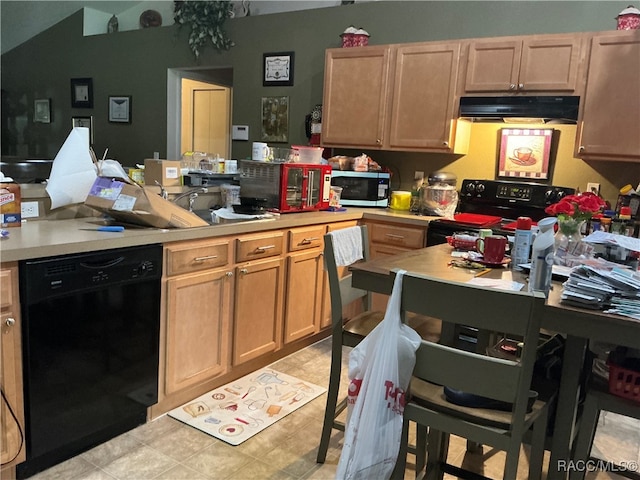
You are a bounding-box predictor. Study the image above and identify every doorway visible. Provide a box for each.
[167,67,233,160]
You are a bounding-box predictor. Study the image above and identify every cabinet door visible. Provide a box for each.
[322,46,391,147]
[165,269,232,394]
[464,39,522,92]
[519,36,583,92]
[576,32,640,161]
[388,42,461,150]
[233,257,285,366]
[284,250,323,343]
[0,265,25,468]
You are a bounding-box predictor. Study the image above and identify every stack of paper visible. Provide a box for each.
[561,265,640,318]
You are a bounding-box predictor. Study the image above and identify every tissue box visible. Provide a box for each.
[144,159,182,187]
[85,177,208,229]
[0,183,21,228]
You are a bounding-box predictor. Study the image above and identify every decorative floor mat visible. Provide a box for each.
[168,367,326,445]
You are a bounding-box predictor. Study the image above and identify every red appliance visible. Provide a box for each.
[239,160,332,213]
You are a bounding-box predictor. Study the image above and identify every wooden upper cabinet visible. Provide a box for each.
[322,46,391,148]
[464,34,583,93]
[388,42,463,151]
[576,30,640,162]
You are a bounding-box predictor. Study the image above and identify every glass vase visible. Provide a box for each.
[554,218,585,263]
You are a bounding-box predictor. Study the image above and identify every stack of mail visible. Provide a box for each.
[561,264,640,318]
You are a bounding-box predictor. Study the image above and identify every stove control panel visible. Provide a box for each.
[460,179,574,209]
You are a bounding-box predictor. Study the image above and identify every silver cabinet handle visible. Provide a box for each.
[385,234,406,240]
[518,83,524,89]
[578,146,585,153]
[194,255,218,262]
[255,245,275,252]
[5,317,15,327]
[225,271,233,277]
[240,268,248,275]
[443,141,449,147]
[376,139,382,144]
[509,84,517,90]
[301,237,320,244]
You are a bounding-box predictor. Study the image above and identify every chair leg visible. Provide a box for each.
[528,407,549,480]
[426,429,448,480]
[569,395,600,480]
[504,442,521,480]
[317,343,343,463]
[391,418,411,480]
[415,424,428,475]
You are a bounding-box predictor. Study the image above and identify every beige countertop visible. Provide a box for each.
[0,208,438,263]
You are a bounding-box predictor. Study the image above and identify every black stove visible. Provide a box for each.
[426,179,575,246]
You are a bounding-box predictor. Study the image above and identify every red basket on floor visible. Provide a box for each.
[608,362,640,403]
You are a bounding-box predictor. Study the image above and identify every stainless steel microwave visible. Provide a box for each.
[330,171,390,207]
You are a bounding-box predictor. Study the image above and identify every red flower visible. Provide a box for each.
[545,192,605,222]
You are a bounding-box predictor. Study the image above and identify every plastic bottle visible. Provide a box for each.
[528,217,557,296]
[512,216,532,270]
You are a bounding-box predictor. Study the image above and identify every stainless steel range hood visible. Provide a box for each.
[459,96,579,123]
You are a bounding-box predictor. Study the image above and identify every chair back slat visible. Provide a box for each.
[414,342,520,403]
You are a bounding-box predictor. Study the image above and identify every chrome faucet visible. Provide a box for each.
[171,187,208,212]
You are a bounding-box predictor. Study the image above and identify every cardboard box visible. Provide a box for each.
[144,159,182,187]
[0,183,21,227]
[85,177,208,229]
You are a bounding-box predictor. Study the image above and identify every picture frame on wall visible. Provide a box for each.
[34,99,51,123]
[498,128,554,180]
[72,116,94,144]
[70,78,93,108]
[108,96,131,123]
[261,96,289,142]
[263,52,294,86]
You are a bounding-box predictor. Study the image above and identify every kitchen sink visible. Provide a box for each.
[192,209,277,225]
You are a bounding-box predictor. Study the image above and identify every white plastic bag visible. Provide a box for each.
[336,269,421,480]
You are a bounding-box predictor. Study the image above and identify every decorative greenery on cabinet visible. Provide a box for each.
[173,0,234,59]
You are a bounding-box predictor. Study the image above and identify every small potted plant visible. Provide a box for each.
[174,0,234,59]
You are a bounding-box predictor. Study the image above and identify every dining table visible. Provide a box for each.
[349,243,640,480]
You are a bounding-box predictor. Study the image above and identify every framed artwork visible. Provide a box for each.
[263,52,294,86]
[498,128,554,180]
[70,78,93,108]
[108,96,131,123]
[34,99,51,123]
[72,116,94,144]
[261,96,289,142]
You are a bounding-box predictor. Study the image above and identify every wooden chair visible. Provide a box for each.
[392,272,556,480]
[316,226,441,464]
[569,373,640,480]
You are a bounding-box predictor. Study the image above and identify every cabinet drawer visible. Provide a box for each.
[0,267,14,309]
[165,239,231,276]
[236,232,284,262]
[370,222,425,248]
[327,220,359,232]
[288,225,325,252]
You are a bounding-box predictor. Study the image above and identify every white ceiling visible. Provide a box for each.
[0,1,350,55]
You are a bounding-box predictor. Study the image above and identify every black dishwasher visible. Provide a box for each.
[17,245,162,479]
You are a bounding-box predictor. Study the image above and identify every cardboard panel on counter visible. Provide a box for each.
[85,177,208,229]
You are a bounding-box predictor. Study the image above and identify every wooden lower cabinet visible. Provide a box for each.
[1,263,26,474]
[233,257,285,365]
[165,269,232,394]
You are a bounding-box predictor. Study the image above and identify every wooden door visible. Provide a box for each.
[388,42,461,150]
[165,269,232,394]
[576,31,640,161]
[519,35,583,92]
[233,257,285,365]
[322,46,391,147]
[464,39,522,92]
[284,250,323,343]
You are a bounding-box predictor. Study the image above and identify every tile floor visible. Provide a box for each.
[28,337,639,480]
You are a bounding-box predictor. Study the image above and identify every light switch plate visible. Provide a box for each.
[232,125,249,141]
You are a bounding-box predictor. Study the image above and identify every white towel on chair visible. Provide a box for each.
[329,226,363,267]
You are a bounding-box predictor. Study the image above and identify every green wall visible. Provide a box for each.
[2,1,638,205]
